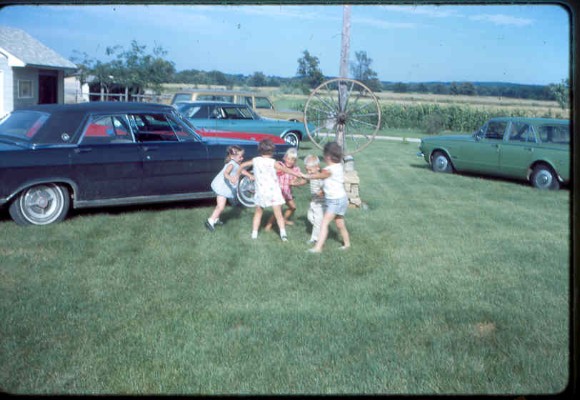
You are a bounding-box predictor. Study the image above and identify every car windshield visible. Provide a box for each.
[0,110,49,142]
[173,112,204,139]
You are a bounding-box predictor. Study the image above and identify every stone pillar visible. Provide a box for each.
[343,156,362,208]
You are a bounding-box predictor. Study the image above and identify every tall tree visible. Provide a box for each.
[74,40,175,98]
[458,82,477,96]
[247,71,267,87]
[106,41,176,96]
[549,79,570,109]
[296,50,324,89]
[349,50,382,92]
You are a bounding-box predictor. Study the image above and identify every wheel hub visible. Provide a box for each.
[36,194,50,209]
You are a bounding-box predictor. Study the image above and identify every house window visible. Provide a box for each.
[18,80,33,99]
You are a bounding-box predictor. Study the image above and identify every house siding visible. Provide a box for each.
[13,67,38,109]
[0,53,13,114]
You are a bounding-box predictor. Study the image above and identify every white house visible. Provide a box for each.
[0,26,77,115]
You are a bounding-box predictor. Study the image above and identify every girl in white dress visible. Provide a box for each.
[205,145,244,231]
[238,139,303,241]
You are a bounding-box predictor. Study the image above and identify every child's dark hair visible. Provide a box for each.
[323,141,343,163]
[225,145,244,163]
[258,139,275,156]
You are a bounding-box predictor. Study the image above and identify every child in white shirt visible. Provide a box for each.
[303,142,350,253]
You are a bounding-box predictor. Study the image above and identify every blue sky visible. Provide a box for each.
[0,3,570,85]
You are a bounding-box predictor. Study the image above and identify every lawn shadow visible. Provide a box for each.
[0,208,11,223]
[409,164,570,191]
[217,203,245,225]
[67,198,216,221]
[294,214,341,244]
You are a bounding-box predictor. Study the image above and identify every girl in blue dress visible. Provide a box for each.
[205,145,245,231]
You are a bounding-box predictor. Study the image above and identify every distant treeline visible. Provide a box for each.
[382,81,554,101]
[170,69,557,102]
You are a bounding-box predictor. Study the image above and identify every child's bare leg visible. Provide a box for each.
[284,199,296,224]
[209,196,227,221]
[272,205,287,240]
[311,212,336,252]
[335,216,350,248]
[252,206,263,238]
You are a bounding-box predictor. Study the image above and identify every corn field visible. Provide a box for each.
[379,103,568,133]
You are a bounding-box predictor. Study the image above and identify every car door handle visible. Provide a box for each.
[74,147,92,153]
[524,147,534,152]
[142,146,159,152]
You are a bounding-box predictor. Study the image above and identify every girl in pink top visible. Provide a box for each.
[265,148,305,230]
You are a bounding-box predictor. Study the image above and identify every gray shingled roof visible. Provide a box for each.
[0,25,77,70]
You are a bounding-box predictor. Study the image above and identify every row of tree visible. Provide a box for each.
[70,41,569,108]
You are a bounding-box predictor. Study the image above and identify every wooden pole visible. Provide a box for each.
[337,5,351,148]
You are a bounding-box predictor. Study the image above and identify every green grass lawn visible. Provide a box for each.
[0,140,570,395]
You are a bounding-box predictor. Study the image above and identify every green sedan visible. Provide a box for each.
[417,117,570,190]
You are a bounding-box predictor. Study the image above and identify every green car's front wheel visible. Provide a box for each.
[431,151,453,173]
[531,164,560,190]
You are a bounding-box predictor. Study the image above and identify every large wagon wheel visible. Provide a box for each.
[304,78,381,156]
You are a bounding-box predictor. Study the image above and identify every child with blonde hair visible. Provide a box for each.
[303,154,325,244]
[265,147,305,230]
[205,145,244,231]
[303,142,350,252]
[238,139,303,241]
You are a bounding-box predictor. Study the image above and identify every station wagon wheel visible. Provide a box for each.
[431,151,453,173]
[282,132,300,147]
[304,78,381,156]
[531,164,560,190]
[237,175,256,207]
[9,183,70,225]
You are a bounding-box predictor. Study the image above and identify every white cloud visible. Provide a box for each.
[469,14,533,27]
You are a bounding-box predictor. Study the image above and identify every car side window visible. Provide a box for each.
[243,96,253,107]
[82,115,132,144]
[484,121,507,140]
[209,107,223,119]
[537,125,570,144]
[255,97,273,109]
[129,113,179,142]
[507,122,532,143]
[222,107,252,120]
[185,106,209,119]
